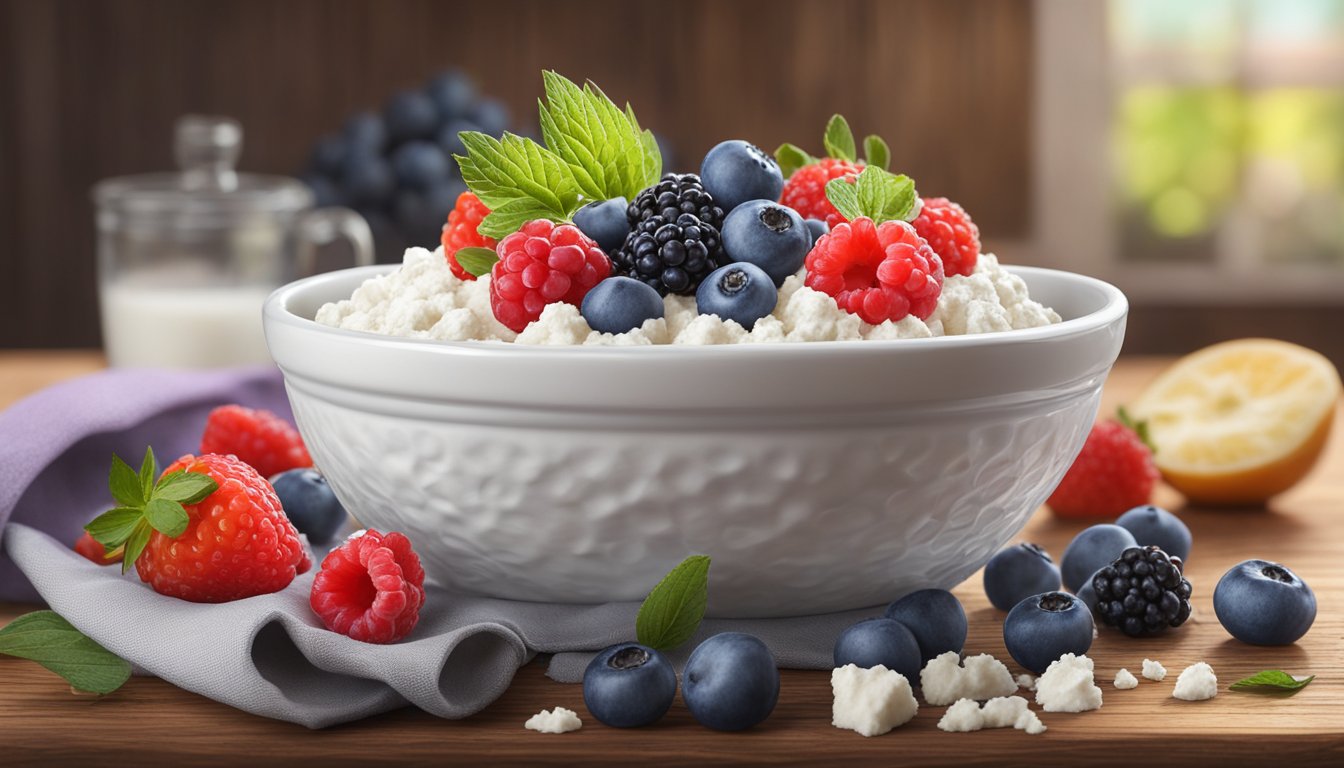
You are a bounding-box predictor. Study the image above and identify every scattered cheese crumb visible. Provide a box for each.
[936,696,1045,735]
[1015,709,1048,734]
[981,696,1030,728]
[1114,669,1139,689]
[1142,658,1167,682]
[920,652,1018,706]
[1173,662,1218,701]
[524,706,583,733]
[937,698,985,732]
[831,664,919,737]
[1017,674,1036,691]
[1035,653,1103,713]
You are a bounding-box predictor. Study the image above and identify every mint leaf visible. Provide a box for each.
[84,507,143,549]
[144,498,189,538]
[863,135,890,171]
[538,72,658,202]
[477,198,565,240]
[453,247,500,278]
[109,455,143,508]
[825,175,861,221]
[0,611,131,695]
[823,114,856,162]
[154,471,218,504]
[635,555,710,651]
[138,446,157,501]
[121,519,152,574]
[454,131,581,233]
[628,104,664,191]
[1229,670,1315,693]
[826,166,917,225]
[774,143,815,179]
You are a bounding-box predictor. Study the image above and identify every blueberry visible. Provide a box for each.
[425,69,477,121]
[573,197,631,255]
[436,118,480,165]
[1060,524,1139,592]
[699,140,784,213]
[309,134,347,177]
[384,90,439,145]
[1075,574,1100,613]
[695,262,777,331]
[581,643,677,728]
[1214,560,1316,645]
[270,469,348,545]
[300,174,342,208]
[803,218,829,246]
[468,98,511,137]
[682,632,779,731]
[833,618,921,680]
[389,140,451,191]
[343,111,386,154]
[340,154,395,206]
[581,277,665,334]
[1003,591,1094,674]
[1115,505,1192,562]
[983,543,1062,612]
[883,589,968,663]
[721,200,810,286]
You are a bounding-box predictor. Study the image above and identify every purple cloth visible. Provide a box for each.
[0,367,291,602]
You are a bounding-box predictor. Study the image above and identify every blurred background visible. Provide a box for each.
[1,0,1341,363]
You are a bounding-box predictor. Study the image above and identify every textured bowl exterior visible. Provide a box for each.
[265,266,1127,617]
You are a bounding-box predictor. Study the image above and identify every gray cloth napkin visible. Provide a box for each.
[0,367,877,728]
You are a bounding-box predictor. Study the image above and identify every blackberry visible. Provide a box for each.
[1091,546,1193,637]
[614,173,727,295]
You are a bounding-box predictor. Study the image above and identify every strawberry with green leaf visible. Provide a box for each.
[776,115,891,228]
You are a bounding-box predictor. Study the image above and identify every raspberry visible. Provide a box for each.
[200,405,311,479]
[136,454,307,602]
[489,219,611,333]
[73,531,117,566]
[779,158,862,228]
[804,217,944,324]
[310,530,425,644]
[1048,421,1159,519]
[441,191,496,281]
[912,197,980,277]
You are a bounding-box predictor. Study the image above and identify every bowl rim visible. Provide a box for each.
[264,263,1128,358]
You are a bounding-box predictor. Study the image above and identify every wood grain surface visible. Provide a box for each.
[1,352,1342,766]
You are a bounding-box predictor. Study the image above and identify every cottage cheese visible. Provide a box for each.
[524,706,583,733]
[1142,658,1167,682]
[1114,668,1139,690]
[920,652,1018,706]
[936,696,1046,735]
[831,664,919,737]
[1016,673,1037,691]
[315,247,1061,345]
[1172,662,1218,701]
[1034,653,1103,713]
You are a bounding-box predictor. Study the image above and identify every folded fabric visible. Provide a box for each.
[0,367,877,728]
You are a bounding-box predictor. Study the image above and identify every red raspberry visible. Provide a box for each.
[73,531,117,565]
[310,530,425,644]
[779,158,863,228]
[912,197,980,277]
[441,191,497,281]
[136,454,307,602]
[489,219,611,333]
[804,217,944,324]
[1048,421,1159,519]
[200,405,312,479]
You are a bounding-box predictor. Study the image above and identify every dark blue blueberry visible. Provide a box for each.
[1060,524,1139,592]
[300,174,342,208]
[581,277,664,334]
[437,118,480,162]
[573,197,631,255]
[1075,573,1100,613]
[343,111,386,154]
[1115,505,1192,562]
[425,69,477,121]
[699,140,784,213]
[1003,591,1094,674]
[468,98,511,137]
[721,200,809,286]
[1214,560,1316,645]
[682,633,779,731]
[833,618,921,680]
[984,543,1062,612]
[309,134,347,177]
[695,262,777,331]
[883,589,967,663]
[270,469,347,546]
[582,643,676,728]
[340,154,395,206]
[390,140,450,190]
[384,90,439,145]
[803,218,829,246]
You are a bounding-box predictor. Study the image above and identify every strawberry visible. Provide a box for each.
[73,531,118,565]
[1048,410,1159,519]
[84,448,306,602]
[200,405,312,479]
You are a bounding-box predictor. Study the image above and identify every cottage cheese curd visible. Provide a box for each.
[1114,668,1139,690]
[315,247,1061,345]
[524,706,583,733]
[936,696,1047,735]
[830,664,919,737]
[1172,662,1218,701]
[1034,653,1103,713]
[1142,658,1167,682]
[920,652,1019,706]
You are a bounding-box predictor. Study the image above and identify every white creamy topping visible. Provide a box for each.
[1172,662,1218,701]
[830,663,919,737]
[1035,653,1103,713]
[523,706,583,733]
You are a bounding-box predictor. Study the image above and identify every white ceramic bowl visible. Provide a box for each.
[264,266,1126,618]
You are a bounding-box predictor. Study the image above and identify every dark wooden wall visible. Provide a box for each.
[0,0,1034,348]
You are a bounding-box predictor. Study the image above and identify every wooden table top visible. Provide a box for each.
[1,350,1341,767]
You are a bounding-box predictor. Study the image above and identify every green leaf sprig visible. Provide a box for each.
[775,114,891,178]
[453,71,661,240]
[824,165,919,225]
[635,555,711,651]
[1117,406,1156,454]
[453,246,500,278]
[0,611,131,694]
[1228,670,1315,694]
[85,447,217,573]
